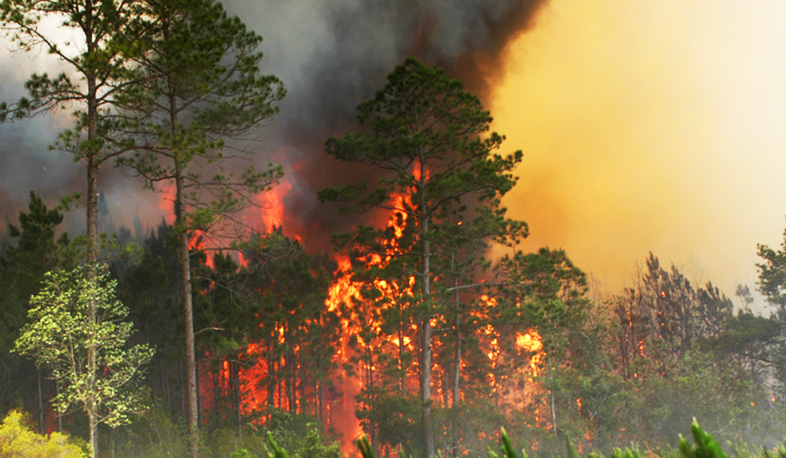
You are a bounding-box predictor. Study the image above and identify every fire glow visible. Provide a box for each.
[191,182,553,451]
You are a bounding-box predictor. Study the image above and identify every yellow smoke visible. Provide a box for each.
[492,1,786,297]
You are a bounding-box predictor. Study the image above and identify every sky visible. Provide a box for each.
[490,1,786,303]
[1,0,786,306]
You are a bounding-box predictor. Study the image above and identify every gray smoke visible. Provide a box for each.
[220,0,549,249]
[0,0,548,247]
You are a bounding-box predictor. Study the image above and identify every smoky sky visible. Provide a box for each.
[0,0,547,248]
[220,0,548,249]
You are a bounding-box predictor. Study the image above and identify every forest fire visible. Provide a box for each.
[142,76,567,457]
[194,175,559,454]
[6,1,785,458]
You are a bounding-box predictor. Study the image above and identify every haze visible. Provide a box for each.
[493,0,786,301]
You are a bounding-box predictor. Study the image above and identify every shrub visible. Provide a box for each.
[0,410,86,458]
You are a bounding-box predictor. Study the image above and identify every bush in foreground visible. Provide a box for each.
[0,410,86,458]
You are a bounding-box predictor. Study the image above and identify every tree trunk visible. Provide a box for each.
[56,382,62,433]
[549,360,557,438]
[398,320,406,397]
[176,157,199,458]
[419,158,435,458]
[451,283,461,457]
[315,377,322,422]
[212,364,220,427]
[420,317,434,457]
[287,353,295,413]
[233,360,243,438]
[267,352,275,416]
[85,3,99,454]
[88,403,98,458]
[452,295,461,408]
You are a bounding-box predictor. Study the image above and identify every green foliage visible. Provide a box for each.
[500,428,528,458]
[0,0,147,128]
[110,406,186,458]
[358,435,375,458]
[232,449,256,458]
[116,0,285,236]
[0,192,71,414]
[14,265,154,427]
[0,410,86,458]
[679,419,727,458]
[267,432,290,458]
[757,224,786,311]
[356,419,786,458]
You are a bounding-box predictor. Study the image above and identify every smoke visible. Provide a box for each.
[216,0,549,250]
[0,0,548,248]
[489,0,786,300]
[5,0,784,307]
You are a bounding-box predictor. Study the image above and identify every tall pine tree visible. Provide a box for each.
[320,58,523,457]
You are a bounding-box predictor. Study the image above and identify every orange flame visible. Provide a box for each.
[156,184,177,225]
[516,330,544,376]
[257,180,292,232]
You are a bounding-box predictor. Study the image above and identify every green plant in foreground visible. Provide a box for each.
[0,410,86,458]
[679,418,726,458]
[488,428,530,458]
[267,431,290,458]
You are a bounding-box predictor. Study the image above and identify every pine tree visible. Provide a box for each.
[114,1,284,454]
[320,58,523,457]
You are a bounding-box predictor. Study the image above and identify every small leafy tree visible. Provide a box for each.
[14,265,154,458]
[0,192,71,427]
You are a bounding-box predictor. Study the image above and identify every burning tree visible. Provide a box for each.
[319,58,525,457]
[230,232,340,425]
[612,253,732,379]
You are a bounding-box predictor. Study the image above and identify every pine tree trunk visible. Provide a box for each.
[450,274,462,456]
[85,3,99,454]
[56,382,62,433]
[233,360,243,438]
[398,321,406,397]
[267,352,275,415]
[176,157,199,458]
[419,158,435,458]
[287,353,295,413]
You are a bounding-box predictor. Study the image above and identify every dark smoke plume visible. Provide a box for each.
[220,0,549,250]
[0,0,548,246]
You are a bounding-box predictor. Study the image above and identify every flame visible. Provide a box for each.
[156,184,177,225]
[187,229,215,269]
[516,330,544,376]
[221,181,565,450]
[257,180,292,232]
